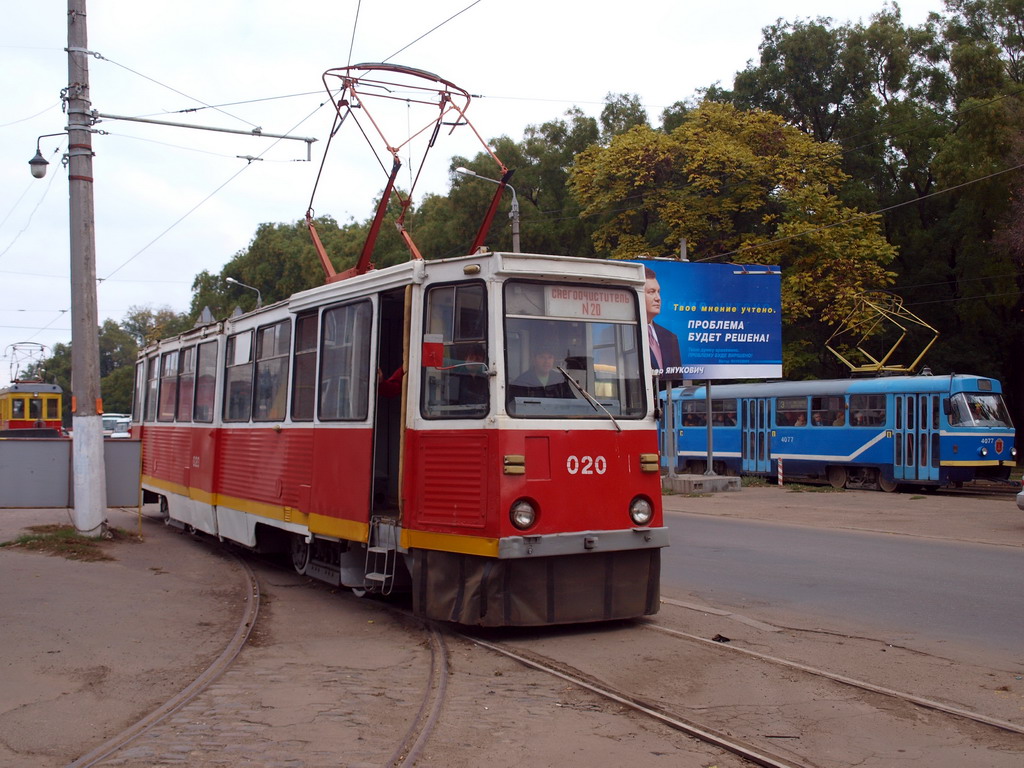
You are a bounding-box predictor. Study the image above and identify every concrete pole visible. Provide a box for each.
[67,0,107,535]
[509,193,520,253]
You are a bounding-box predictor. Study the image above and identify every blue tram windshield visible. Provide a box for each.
[504,281,645,419]
[948,392,1013,427]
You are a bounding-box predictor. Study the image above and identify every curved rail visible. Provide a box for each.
[461,634,810,768]
[65,552,261,768]
[648,606,1024,737]
[386,621,450,767]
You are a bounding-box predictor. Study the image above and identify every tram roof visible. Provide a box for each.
[0,381,62,396]
[667,374,1003,400]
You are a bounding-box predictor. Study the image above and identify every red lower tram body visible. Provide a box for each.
[141,421,664,626]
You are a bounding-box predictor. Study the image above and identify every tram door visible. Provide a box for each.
[741,397,772,473]
[893,394,940,483]
[371,288,409,514]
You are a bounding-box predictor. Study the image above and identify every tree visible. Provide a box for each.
[569,102,896,374]
[600,93,649,142]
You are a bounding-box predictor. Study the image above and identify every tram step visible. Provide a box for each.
[367,545,391,554]
[365,572,389,583]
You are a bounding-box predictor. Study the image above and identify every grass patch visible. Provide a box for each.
[783,482,845,493]
[741,475,769,487]
[0,524,136,562]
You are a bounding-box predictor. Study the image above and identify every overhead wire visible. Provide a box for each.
[98,54,261,130]
[382,0,483,63]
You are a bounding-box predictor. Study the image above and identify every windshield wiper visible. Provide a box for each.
[557,366,621,432]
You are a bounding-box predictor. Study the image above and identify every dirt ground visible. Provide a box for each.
[0,484,1020,767]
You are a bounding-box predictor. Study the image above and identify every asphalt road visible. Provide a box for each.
[661,506,1024,664]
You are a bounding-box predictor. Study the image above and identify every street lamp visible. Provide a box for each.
[455,166,520,253]
[28,132,67,179]
[226,276,262,308]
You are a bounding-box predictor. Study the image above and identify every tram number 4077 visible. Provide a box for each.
[566,455,607,475]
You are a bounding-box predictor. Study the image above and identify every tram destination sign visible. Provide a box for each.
[544,285,635,321]
[635,260,782,380]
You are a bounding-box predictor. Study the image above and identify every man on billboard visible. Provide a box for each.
[644,266,681,379]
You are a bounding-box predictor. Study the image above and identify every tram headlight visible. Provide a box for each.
[629,497,654,526]
[510,499,537,530]
[1012,447,1018,459]
[978,446,988,457]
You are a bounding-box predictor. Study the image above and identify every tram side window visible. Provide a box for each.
[45,398,58,420]
[158,351,178,422]
[11,398,25,420]
[253,320,291,422]
[224,331,254,422]
[776,397,808,426]
[849,394,886,426]
[291,314,318,421]
[421,283,489,419]
[193,341,217,423]
[176,346,195,422]
[29,398,42,420]
[682,399,736,426]
[145,357,159,422]
[319,302,372,421]
[133,361,146,422]
[811,395,845,426]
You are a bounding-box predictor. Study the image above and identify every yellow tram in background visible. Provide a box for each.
[0,381,63,435]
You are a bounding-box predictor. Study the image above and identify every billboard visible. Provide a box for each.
[635,260,782,380]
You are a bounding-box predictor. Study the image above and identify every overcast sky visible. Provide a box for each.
[0,0,945,386]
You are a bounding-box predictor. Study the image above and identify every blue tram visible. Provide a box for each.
[662,374,1016,491]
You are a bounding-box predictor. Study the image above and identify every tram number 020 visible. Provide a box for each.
[566,455,607,475]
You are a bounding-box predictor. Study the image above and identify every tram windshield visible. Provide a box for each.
[504,281,645,419]
[948,392,1013,427]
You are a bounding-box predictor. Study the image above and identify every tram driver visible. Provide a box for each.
[510,347,574,399]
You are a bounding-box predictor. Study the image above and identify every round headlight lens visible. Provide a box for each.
[510,499,537,530]
[629,497,654,526]
[978,446,988,457]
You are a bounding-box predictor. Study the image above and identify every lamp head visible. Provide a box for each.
[29,149,49,179]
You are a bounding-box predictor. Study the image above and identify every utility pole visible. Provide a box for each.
[67,0,107,534]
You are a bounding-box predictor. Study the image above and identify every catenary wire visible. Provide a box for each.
[382,0,483,63]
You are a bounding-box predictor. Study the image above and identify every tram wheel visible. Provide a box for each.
[290,536,311,575]
[158,495,170,520]
[878,474,899,493]
[827,467,847,489]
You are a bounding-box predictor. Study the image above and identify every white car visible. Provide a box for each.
[110,418,132,439]
[102,412,131,436]
[1017,477,1024,512]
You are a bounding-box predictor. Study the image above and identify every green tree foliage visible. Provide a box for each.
[186,215,377,319]
[569,102,896,373]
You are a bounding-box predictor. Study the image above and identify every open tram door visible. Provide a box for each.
[892,392,940,486]
[741,396,772,474]
[371,287,410,516]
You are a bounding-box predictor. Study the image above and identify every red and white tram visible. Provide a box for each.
[135,252,667,625]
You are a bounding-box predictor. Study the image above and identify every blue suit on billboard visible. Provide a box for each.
[649,321,681,377]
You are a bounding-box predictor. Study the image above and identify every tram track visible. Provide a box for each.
[385,621,450,767]
[66,549,261,768]
[460,632,810,768]
[649,600,1024,737]
[455,604,1024,768]
[70,517,454,768]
